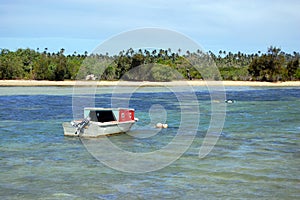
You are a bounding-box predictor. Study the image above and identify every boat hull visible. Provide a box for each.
[63,121,135,137]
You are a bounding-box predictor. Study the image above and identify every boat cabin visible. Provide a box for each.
[84,108,135,123]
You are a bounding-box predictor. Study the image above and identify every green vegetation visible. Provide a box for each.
[0,46,299,81]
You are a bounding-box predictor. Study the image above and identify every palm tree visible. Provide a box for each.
[186,50,190,57]
[152,49,157,57]
[178,48,181,55]
[60,48,65,55]
[168,48,172,54]
[219,50,223,56]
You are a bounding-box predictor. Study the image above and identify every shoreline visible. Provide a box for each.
[0,80,300,87]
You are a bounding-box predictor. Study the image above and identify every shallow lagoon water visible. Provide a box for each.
[0,86,299,199]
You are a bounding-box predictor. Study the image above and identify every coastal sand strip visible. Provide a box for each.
[0,80,300,87]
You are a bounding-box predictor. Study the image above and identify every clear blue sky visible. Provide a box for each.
[1,0,299,55]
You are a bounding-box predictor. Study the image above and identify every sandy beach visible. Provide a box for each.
[0,80,300,87]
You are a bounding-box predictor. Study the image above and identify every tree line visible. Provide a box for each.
[0,46,299,82]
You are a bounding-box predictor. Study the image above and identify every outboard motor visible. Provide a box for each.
[71,117,90,135]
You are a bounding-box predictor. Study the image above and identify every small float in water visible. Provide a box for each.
[155,123,168,129]
[225,99,236,104]
[63,107,138,137]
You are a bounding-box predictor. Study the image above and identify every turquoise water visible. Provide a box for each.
[0,86,299,199]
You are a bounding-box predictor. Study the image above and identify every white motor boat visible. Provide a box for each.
[63,107,138,137]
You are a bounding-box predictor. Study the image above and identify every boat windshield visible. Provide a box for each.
[89,110,116,122]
